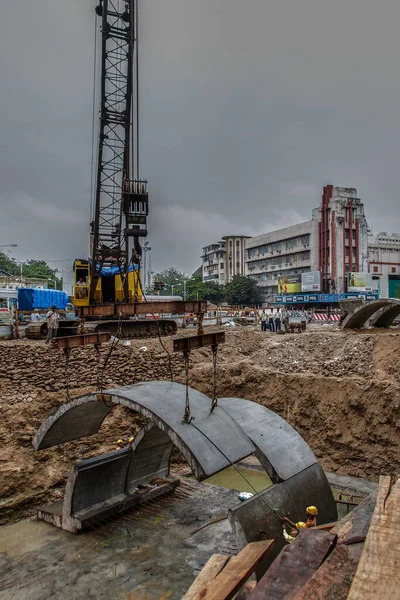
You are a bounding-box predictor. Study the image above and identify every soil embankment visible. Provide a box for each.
[0,326,399,523]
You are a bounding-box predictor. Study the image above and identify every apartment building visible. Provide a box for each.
[201,236,250,285]
[368,232,400,298]
[245,221,318,300]
[244,185,369,298]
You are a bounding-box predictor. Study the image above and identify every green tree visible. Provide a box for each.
[224,275,264,306]
[152,267,187,296]
[185,274,225,303]
[0,253,63,289]
[0,252,19,275]
[22,260,62,289]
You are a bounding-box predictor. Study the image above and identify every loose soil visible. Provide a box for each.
[1,325,399,524]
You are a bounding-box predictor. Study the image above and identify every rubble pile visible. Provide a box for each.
[0,340,185,399]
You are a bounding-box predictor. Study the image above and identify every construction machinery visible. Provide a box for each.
[72,0,205,337]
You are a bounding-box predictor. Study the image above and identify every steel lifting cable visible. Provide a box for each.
[64,348,72,403]
[99,310,123,408]
[137,266,174,381]
[210,344,218,413]
[94,343,102,389]
[183,350,193,423]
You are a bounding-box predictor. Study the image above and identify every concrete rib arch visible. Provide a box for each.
[370,300,400,328]
[341,299,395,329]
[33,380,255,481]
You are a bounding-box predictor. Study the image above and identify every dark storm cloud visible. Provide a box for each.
[1,0,399,280]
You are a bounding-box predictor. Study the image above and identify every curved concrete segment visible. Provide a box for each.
[370,300,400,328]
[341,299,395,329]
[33,381,255,481]
[219,398,316,482]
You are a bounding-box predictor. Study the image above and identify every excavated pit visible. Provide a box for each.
[0,325,399,524]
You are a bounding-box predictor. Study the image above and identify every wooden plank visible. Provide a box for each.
[347,476,400,600]
[183,555,231,600]
[192,540,274,600]
[293,491,377,600]
[292,544,354,600]
[248,530,336,600]
[313,522,337,531]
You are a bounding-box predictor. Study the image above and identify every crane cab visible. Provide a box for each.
[73,259,142,306]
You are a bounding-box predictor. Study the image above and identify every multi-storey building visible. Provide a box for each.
[201,185,397,301]
[368,232,400,298]
[201,236,250,285]
[245,221,317,300]
[313,186,369,293]
[245,185,369,298]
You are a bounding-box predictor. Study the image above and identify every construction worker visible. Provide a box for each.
[45,305,59,344]
[30,309,40,323]
[116,439,124,450]
[305,506,318,527]
[282,520,306,543]
[260,310,268,332]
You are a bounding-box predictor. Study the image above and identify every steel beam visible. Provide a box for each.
[173,332,225,353]
[52,332,111,349]
[77,300,207,318]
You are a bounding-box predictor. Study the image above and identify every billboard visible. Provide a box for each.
[301,271,321,292]
[348,272,378,293]
[278,274,301,294]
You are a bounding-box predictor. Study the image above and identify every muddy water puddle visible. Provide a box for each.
[205,466,272,494]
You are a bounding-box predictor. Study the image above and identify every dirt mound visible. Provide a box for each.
[0,326,399,523]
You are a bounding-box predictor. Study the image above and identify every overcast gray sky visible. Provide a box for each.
[1,0,399,282]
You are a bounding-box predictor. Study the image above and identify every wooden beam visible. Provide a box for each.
[192,540,274,600]
[183,555,231,600]
[347,476,400,600]
[248,530,336,600]
[294,489,377,599]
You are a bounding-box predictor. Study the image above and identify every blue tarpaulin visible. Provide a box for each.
[18,288,69,311]
[96,264,138,277]
[75,260,139,277]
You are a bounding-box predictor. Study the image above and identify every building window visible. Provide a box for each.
[392,267,397,273]
[373,266,378,273]
[220,263,224,269]
[236,240,240,247]
[236,262,240,270]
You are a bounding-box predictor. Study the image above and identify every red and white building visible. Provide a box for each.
[312,185,369,293]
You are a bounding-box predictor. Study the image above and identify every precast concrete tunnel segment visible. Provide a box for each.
[341,299,399,329]
[33,380,337,564]
[369,299,400,328]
